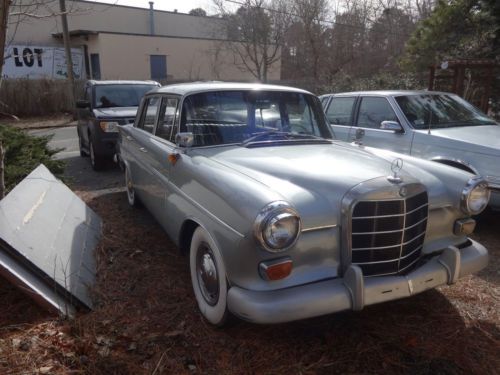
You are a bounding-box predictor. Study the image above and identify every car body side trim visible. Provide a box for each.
[161,175,245,238]
[301,224,338,233]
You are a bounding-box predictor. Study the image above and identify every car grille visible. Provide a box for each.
[350,191,428,277]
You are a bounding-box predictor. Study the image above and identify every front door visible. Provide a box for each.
[352,96,413,154]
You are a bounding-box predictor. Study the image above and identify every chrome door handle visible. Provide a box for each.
[139,147,147,153]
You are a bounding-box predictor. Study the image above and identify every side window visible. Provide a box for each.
[326,97,355,125]
[320,96,330,108]
[156,97,179,142]
[138,96,160,133]
[84,86,91,101]
[356,97,398,129]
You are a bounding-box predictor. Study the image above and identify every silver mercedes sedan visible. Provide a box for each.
[118,82,489,325]
[320,91,500,208]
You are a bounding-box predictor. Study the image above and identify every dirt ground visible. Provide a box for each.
[0,164,499,374]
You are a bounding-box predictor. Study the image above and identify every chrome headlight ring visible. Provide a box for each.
[461,177,490,216]
[253,201,301,252]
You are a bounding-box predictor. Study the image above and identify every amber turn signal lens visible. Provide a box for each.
[261,260,293,281]
[168,153,179,165]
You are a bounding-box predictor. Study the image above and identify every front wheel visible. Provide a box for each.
[125,166,140,207]
[78,131,88,157]
[89,140,104,171]
[190,226,228,326]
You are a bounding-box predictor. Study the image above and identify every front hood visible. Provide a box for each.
[196,142,410,215]
[93,106,138,119]
[416,125,500,156]
[213,143,394,187]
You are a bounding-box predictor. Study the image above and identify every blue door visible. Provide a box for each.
[150,55,167,81]
[90,54,101,80]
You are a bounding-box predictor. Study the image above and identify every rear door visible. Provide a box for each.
[144,96,181,228]
[352,96,413,154]
[125,95,162,208]
[324,96,357,141]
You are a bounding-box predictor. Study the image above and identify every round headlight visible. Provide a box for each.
[461,178,490,215]
[254,201,301,252]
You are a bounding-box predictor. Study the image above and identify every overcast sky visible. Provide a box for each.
[86,0,224,15]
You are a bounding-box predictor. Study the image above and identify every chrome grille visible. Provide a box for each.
[350,191,428,277]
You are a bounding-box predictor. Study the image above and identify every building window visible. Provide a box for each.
[90,54,101,80]
[150,55,167,81]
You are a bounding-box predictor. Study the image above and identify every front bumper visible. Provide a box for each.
[489,190,500,210]
[227,239,488,324]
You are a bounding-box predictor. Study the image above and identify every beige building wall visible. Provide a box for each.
[8,0,223,46]
[90,33,280,82]
[6,0,281,81]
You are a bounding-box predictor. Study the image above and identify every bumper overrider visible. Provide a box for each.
[227,239,488,324]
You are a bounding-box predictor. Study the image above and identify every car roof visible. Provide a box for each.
[87,80,160,86]
[148,81,312,96]
[323,90,455,97]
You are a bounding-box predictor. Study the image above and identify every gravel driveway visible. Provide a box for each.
[0,138,498,375]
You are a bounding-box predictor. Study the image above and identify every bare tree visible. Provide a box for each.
[0,0,11,82]
[292,0,330,82]
[213,0,292,82]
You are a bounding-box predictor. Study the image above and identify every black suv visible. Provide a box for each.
[76,80,160,170]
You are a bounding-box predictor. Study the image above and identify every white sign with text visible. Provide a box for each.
[2,45,85,79]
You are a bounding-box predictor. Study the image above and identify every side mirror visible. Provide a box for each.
[76,99,90,109]
[355,128,365,141]
[380,121,403,132]
[175,132,194,148]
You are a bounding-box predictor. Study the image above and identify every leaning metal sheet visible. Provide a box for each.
[0,164,101,315]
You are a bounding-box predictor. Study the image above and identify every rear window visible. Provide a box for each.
[326,97,356,125]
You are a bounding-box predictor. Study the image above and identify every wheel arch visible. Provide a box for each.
[430,157,478,175]
[179,219,200,255]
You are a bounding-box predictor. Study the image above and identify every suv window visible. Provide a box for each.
[139,96,161,133]
[156,97,179,142]
[326,97,355,125]
[356,97,398,129]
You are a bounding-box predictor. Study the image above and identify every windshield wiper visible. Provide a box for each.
[241,131,329,146]
[241,131,288,144]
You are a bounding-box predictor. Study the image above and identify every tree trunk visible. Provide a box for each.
[0,0,11,83]
[0,140,5,200]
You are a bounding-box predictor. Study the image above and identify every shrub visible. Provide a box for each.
[0,125,64,195]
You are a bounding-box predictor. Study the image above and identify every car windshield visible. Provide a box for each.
[395,94,497,130]
[180,90,332,146]
[94,84,157,108]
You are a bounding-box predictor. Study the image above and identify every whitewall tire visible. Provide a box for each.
[125,167,139,207]
[190,226,228,326]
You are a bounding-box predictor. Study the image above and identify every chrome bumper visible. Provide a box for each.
[227,239,488,324]
[489,190,500,209]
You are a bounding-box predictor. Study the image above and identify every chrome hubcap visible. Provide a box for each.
[196,243,219,306]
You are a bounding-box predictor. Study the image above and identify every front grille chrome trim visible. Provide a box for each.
[351,217,428,236]
[347,183,429,277]
[353,245,423,265]
[352,202,429,220]
[352,231,426,251]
